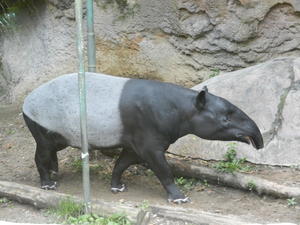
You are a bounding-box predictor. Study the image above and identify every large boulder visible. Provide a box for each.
[169,57,300,166]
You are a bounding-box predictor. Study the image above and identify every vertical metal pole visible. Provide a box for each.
[87,0,96,72]
[75,0,91,214]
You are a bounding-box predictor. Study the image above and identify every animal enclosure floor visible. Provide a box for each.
[0,201,58,224]
[0,104,300,224]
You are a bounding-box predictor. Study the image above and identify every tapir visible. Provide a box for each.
[23,72,264,203]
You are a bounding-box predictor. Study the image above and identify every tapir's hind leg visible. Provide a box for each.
[111,148,142,193]
[35,143,57,189]
[23,113,67,190]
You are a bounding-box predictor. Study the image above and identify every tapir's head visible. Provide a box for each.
[191,87,264,149]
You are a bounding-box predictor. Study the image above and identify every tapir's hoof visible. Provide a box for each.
[111,184,126,193]
[168,197,190,204]
[41,181,57,190]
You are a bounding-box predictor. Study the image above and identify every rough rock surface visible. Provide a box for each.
[0,2,78,102]
[93,0,300,85]
[169,57,300,166]
[1,0,300,102]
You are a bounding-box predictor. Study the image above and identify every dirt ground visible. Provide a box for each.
[0,104,300,224]
[0,201,58,224]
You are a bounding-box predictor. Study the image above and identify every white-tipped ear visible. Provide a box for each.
[203,86,208,92]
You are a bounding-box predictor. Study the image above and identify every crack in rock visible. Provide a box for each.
[263,60,295,146]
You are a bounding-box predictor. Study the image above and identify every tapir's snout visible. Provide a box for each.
[237,121,264,150]
[248,119,264,150]
[251,129,264,150]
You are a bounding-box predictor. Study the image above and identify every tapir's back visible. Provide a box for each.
[23,73,129,148]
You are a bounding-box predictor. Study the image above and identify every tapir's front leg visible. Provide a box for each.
[111,149,142,192]
[140,148,189,203]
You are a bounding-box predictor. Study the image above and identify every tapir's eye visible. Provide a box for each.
[222,116,231,124]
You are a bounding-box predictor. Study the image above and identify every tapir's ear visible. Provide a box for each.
[196,90,206,110]
[203,86,208,92]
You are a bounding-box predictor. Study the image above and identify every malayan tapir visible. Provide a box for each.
[23,72,264,203]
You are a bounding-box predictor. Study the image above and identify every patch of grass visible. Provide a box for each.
[247,181,256,192]
[71,159,106,175]
[208,68,220,78]
[138,200,150,211]
[67,213,131,225]
[0,197,13,208]
[225,143,238,160]
[203,179,209,187]
[8,129,16,135]
[0,197,11,204]
[3,128,16,136]
[49,198,84,219]
[49,198,131,224]
[71,159,83,172]
[287,198,297,207]
[175,177,201,192]
[214,143,252,173]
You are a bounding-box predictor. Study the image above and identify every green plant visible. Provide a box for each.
[0,197,12,207]
[208,68,220,78]
[0,197,10,204]
[203,179,209,187]
[214,143,252,173]
[67,213,131,225]
[287,198,297,207]
[224,143,238,160]
[49,198,131,224]
[71,159,83,172]
[145,169,154,177]
[247,181,256,192]
[175,177,187,186]
[7,129,16,135]
[139,200,149,211]
[0,0,41,31]
[175,177,201,192]
[50,198,84,219]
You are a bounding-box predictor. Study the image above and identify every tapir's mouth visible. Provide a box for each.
[245,136,256,148]
[237,134,261,149]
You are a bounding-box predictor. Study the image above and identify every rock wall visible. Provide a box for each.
[0,0,300,102]
[93,0,300,86]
